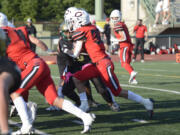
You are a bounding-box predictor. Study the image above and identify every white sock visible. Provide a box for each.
[13,96,31,127]
[79,92,87,101]
[57,86,64,98]
[128,90,144,103]
[106,87,116,103]
[62,99,87,119]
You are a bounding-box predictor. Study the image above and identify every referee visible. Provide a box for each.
[133,19,148,63]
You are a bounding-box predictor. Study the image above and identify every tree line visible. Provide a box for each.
[0,0,120,23]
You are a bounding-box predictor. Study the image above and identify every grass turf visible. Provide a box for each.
[10,61,180,135]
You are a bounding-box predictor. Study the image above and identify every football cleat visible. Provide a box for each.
[129,79,138,85]
[141,60,145,63]
[132,59,135,63]
[143,98,154,119]
[12,125,34,135]
[27,101,37,124]
[46,106,61,111]
[110,102,120,112]
[129,71,137,84]
[81,113,96,134]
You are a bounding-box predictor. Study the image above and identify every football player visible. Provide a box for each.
[64,8,154,118]
[47,23,119,112]
[0,12,95,134]
[110,9,138,85]
[0,28,21,135]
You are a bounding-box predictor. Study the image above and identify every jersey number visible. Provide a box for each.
[91,29,102,45]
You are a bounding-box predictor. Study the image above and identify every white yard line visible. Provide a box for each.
[8,120,51,135]
[140,68,180,73]
[121,84,180,95]
[140,68,167,72]
[51,76,180,94]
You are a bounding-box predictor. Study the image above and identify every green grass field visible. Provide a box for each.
[10,61,180,135]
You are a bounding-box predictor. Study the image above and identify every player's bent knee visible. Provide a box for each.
[53,97,64,108]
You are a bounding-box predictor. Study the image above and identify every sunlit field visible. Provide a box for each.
[10,61,180,135]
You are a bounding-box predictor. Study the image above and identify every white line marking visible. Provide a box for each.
[51,76,180,95]
[132,119,148,123]
[121,84,180,95]
[8,120,51,135]
[140,68,167,72]
[140,68,180,73]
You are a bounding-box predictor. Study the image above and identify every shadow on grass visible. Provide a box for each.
[34,100,180,134]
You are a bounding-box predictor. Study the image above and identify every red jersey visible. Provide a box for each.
[133,25,147,38]
[72,25,107,63]
[113,22,132,47]
[2,26,37,70]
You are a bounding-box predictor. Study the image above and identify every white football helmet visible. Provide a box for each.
[64,8,90,32]
[64,7,78,31]
[0,12,8,27]
[64,7,78,19]
[110,9,122,24]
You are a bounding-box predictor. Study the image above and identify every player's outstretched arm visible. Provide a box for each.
[28,35,57,55]
[28,35,48,51]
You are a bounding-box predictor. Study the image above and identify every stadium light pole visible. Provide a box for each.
[95,0,104,21]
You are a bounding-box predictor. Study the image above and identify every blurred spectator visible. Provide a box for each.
[103,18,111,52]
[149,42,156,55]
[162,0,170,25]
[156,46,171,55]
[133,19,148,63]
[25,18,37,52]
[153,0,163,27]
[173,44,180,53]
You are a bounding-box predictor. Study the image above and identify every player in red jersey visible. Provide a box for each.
[64,7,154,118]
[0,12,95,134]
[110,9,138,85]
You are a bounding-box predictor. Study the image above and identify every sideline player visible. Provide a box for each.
[0,12,95,134]
[0,28,21,135]
[110,9,138,85]
[64,7,154,118]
